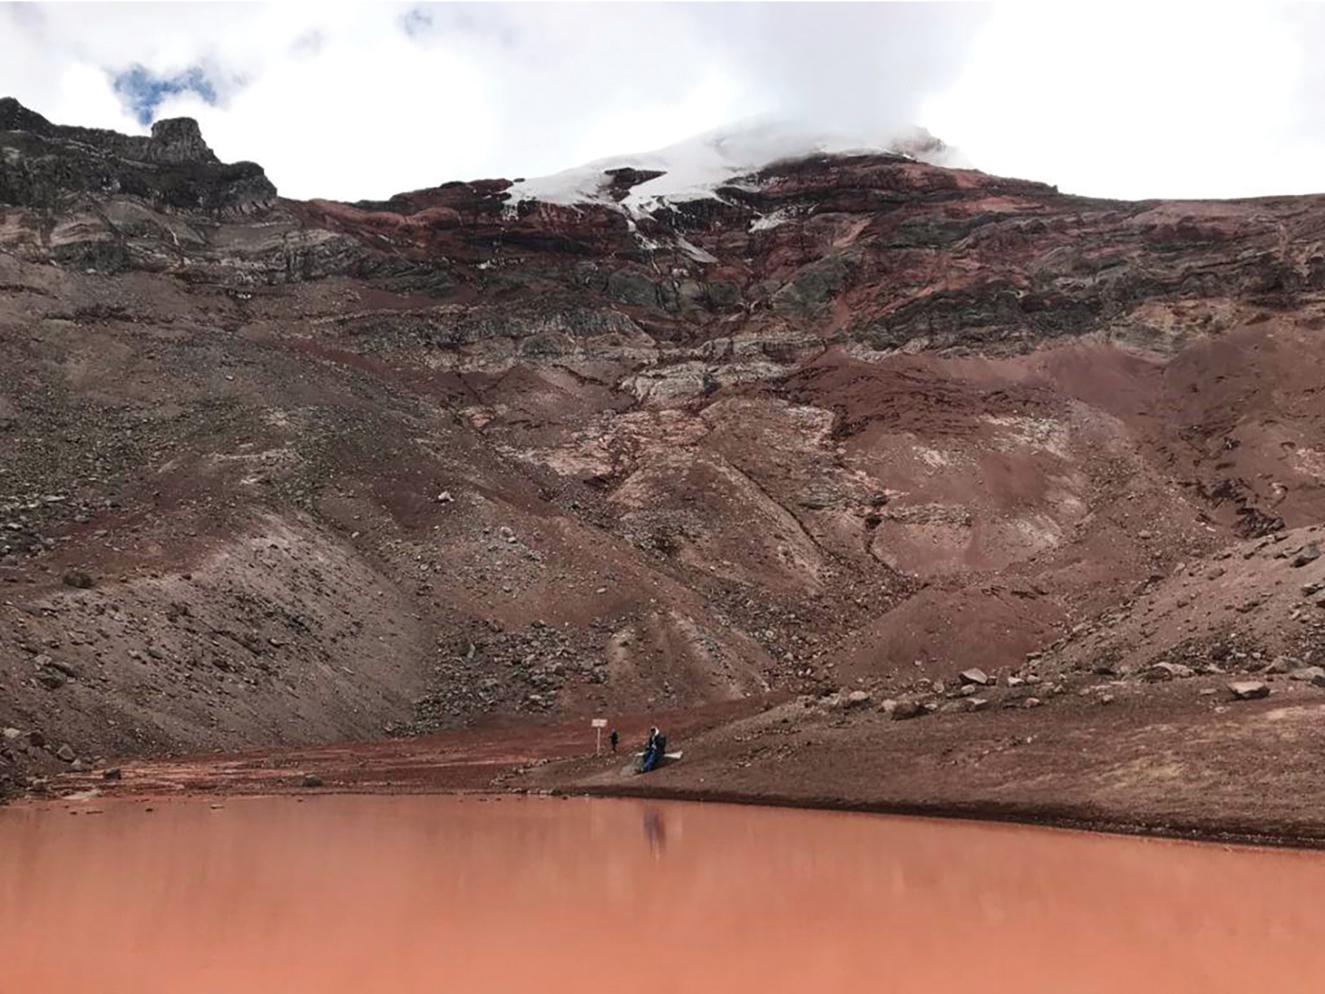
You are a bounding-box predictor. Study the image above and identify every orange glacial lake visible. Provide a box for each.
[2,794,1324,992]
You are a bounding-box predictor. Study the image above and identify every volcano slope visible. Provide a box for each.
[3,97,1325,826]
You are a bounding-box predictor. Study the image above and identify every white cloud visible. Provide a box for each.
[923,3,1317,199]
[0,2,987,200]
[9,2,1325,202]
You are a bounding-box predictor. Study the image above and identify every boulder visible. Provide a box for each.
[1290,666,1325,682]
[56,744,75,762]
[959,668,990,686]
[300,773,324,788]
[28,730,45,748]
[1,727,21,741]
[102,767,122,781]
[1006,675,1025,688]
[1023,697,1043,708]
[890,701,926,721]
[845,690,871,708]
[36,668,66,690]
[1313,673,1325,689]
[1267,656,1297,675]
[44,659,81,679]
[1144,662,1194,681]
[1291,542,1321,568]
[1228,681,1271,700]
[965,697,991,712]
[62,570,94,589]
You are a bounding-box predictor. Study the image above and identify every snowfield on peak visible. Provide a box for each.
[506,119,959,215]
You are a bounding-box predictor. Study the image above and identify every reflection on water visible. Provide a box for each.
[643,807,666,857]
[2,794,1324,993]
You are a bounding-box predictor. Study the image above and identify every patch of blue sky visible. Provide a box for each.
[111,65,217,126]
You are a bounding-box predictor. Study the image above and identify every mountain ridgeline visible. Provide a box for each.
[3,97,1325,789]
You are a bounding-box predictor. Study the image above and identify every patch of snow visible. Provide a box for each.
[506,118,956,212]
[750,207,796,232]
[675,236,718,264]
[914,446,957,468]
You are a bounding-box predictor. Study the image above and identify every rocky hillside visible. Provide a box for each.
[3,97,1325,788]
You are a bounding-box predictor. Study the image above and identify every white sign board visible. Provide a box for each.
[591,718,608,728]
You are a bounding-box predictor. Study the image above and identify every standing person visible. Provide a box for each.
[609,728,619,753]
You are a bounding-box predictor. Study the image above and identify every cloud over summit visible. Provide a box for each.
[6,3,1325,202]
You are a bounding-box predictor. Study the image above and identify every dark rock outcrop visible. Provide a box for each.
[0,97,274,214]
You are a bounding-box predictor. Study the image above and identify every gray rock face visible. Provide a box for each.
[772,254,858,319]
[0,97,275,214]
[144,118,219,165]
[605,270,660,308]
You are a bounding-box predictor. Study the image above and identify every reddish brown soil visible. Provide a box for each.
[50,699,767,798]
[55,670,1325,847]
[6,102,1325,838]
[559,684,1325,847]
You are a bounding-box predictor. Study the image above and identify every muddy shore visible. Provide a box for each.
[24,672,1325,850]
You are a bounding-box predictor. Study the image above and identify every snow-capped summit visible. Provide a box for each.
[506,118,961,214]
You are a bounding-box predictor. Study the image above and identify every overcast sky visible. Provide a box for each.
[4,2,1325,202]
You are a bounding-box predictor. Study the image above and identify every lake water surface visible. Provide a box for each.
[2,794,1323,992]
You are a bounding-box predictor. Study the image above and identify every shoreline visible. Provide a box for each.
[17,677,1325,854]
[568,784,1325,852]
[15,777,1325,854]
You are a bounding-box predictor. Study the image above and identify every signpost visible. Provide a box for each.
[591,717,607,755]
